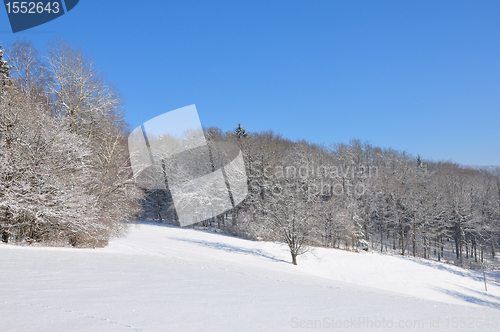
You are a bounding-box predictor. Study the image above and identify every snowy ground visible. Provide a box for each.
[1,222,500,331]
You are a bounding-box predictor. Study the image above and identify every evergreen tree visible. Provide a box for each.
[0,43,12,89]
[233,123,248,138]
[416,154,428,173]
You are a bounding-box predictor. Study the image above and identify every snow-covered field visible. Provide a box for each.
[1,222,500,331]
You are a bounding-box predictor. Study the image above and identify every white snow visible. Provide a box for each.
[1,222,499,331]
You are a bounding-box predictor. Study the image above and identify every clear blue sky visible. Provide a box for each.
[1,0,499,165]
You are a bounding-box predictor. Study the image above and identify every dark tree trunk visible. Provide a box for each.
[436,236,441,261]
[454,222,461,261]
[441,235,444,260]
[380,225,383,253]
[465,233,469,260]
[491,233,496,258]
[473,236,477,263]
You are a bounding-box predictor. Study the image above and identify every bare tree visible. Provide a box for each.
[257,143,322,265]
[0,38,142,247]
[7,38,50,102]
[0,81,99,245]
[46,38,143,245]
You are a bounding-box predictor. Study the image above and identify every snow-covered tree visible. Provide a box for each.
[0,39,142,247]
[0,83,99,245]
[233,123,248,138]
[0,43,12,94]
[7,39,49,101]
[46,38,143,239]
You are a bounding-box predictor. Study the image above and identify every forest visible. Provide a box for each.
[1,39,499,268]
[142,125,500,267]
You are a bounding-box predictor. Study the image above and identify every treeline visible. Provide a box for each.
[141,126,500,266]
[0,39,142,247]
[2,38,499,265]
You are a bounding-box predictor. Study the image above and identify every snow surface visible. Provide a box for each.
[1,222,500,331]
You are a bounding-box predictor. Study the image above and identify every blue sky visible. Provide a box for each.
[1,0,499,165]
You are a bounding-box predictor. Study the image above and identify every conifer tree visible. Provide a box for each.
[0,43,12,90]
[233,123,248,138]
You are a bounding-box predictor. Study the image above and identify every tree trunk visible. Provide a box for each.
[473,236,477,263]
[412,229,416,257]
[436,236,440,261]
[454,224,461,260]
[491,233,496,258]
[465,233,469,259]
[440,235,444,260]
[232,207,238,226]
[2,231,8,243]
[291,252,297,265]
[380,225,383,253]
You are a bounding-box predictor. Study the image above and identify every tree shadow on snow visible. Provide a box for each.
[170,237,290,264]
[407,258,500,286]
[433,285,500,310]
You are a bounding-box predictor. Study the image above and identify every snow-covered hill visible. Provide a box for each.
[1,222,500,331]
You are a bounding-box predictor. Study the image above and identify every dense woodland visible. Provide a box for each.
[1,40,500,269]
[141,123,500,266]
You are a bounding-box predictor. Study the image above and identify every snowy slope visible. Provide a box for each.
[1,222,499,332]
